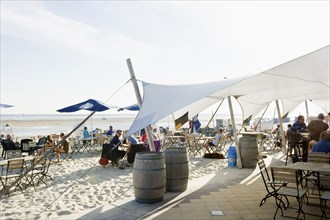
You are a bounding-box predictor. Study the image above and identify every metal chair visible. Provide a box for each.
[285,129,303,166]
[257,158,289,207]
[317,172,330,219]
[0,158,25,196]
[271,166,308,219]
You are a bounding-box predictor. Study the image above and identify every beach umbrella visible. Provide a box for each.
[57,99,112,135]
[57,99,110,113]
[117,103,140,112]
[0,103,14,108]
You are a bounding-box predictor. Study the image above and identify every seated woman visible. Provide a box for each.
[55,133,69,163]
[36,135,54,156]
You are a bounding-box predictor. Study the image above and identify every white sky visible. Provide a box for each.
[0,1,329,115]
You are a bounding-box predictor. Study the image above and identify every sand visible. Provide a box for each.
[0,148,228,220]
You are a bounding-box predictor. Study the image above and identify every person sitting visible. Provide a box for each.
[291,115,308,133]
[108,130,126,166]
[4,134,18,150]
[55,133,69,163]
[203,128,224,154]
[37,135,54,156]
[307,113,329,141]
[311,130,330,152]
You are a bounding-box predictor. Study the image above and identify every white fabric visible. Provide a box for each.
[126,46,329,136]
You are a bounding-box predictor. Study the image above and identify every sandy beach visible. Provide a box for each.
[0,148,228,220]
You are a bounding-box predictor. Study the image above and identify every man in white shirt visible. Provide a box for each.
[203,128,224,153]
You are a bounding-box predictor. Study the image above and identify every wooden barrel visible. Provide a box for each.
[133,152,166,203]
[164,148,189,192]
[238,136,258,168]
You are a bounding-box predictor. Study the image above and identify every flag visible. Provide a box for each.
[175,112,189,130]
[242,115,252,127]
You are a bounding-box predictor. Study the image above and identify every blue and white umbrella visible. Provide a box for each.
[0,103,14,108]
[117,104,140,112]
[57,99,110,113]
[57,99,112,135]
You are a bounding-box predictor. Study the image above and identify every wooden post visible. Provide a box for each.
[228,96,242,168]
[126,58,156,151]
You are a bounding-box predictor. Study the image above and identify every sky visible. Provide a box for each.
[0,1,329,115]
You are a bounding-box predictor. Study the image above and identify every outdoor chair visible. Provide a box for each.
[271,166,308,219]
[34,137,48,152]
[317,172,330,219]
[25,156,47,190]
[60,140,75,162]
[0,158,25,196]
[285,130,303,166]
[1,139,19,159]
[257,158,289,207]
[20,139,34,156]
[305,152,330,194]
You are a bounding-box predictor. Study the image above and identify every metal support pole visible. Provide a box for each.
[126,58,156,151]
[228,96,242,168]
[275,100,286,154]
[305,100,310,124]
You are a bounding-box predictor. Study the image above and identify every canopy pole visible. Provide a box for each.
[275,100,286,154]
[254,104,269,131]
[126,58,156,151]
[204,99,224,130]
[227,96,242,168]
[305,100,310,124]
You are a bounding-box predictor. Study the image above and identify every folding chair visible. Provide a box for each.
[0,158,25,196]
[25,156,48,190]
[317,172,330,219]
[257,158,288,207]
[6,150,22,159]
[271,167,308,219]
[60,140,75,162]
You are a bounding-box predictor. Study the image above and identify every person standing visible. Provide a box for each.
[106,125,114,136]
[307,113,329,141]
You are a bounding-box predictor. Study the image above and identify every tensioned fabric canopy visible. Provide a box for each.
[126,45,329,136]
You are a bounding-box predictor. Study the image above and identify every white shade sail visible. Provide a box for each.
[126,45,329,136]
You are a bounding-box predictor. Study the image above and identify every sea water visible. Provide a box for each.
[0,113,240,138]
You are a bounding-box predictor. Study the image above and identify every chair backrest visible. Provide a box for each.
[6,150,22,159]
[257,158,272,190]
[286,129,302,146]
[7,158,24,174]
[37,137,47,147]
[1,139,18,151]
[20,139,33,152]
[271,167,300,190]
[308,152,330,164]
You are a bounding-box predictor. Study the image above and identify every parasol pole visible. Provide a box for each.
[227,96,242,168]
[126,58,156,151]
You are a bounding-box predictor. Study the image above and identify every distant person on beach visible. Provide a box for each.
[106,125,114,136]
[55,133,69,163]
[291,115,308,133]
[226,124,234,140]
[203,128,224,153]
[311,130,330,152]
[37,135,54,156]
[83,126,90,138]
[307,113,329,141]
